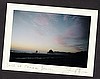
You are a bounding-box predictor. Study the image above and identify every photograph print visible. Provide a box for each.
[10,10,90,68]
[2,3,98,77]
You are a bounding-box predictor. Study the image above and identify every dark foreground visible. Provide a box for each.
[10,51,88,68]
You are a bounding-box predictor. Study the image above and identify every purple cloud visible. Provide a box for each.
[54,23,88,52]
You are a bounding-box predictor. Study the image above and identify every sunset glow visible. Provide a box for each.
[11,10,91,53]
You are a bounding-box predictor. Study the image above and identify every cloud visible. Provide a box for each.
[54,21,89,52]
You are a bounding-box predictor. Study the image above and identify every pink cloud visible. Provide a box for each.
[54,24,85,52]
[33,14,49,27]
[64,24,83,39]
[54,36,81,52]
[63,15,68,21]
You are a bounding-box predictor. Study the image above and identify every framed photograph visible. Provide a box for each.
[2,3,98,77]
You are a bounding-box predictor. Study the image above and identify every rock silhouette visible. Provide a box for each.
[48,49,53,53]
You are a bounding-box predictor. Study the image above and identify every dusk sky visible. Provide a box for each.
[11,10,91,53]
